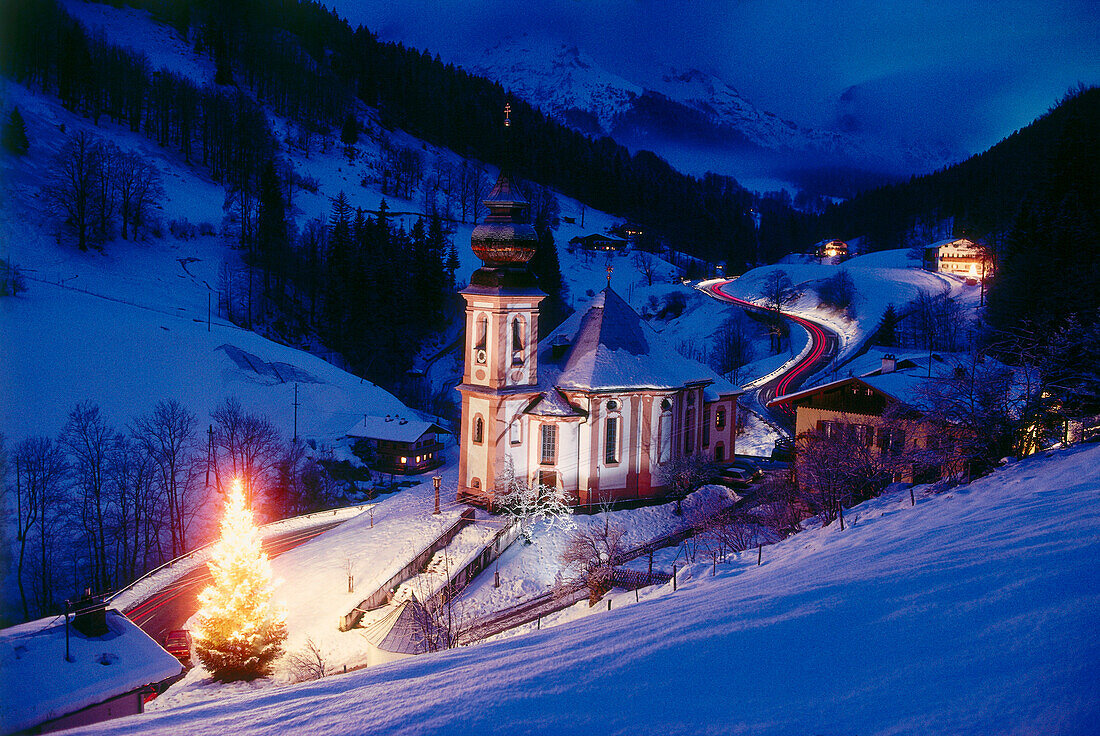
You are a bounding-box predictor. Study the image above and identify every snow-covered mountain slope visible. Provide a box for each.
[469,36,950,179]
[81,443,1100,735]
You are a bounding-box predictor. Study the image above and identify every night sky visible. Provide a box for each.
[328,0,1099,159]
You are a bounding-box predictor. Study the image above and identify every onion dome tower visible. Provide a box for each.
[457,104,546,508]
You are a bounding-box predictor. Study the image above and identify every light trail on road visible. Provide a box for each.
[703,280,837,422]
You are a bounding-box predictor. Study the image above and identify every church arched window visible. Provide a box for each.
[658,400,672,464]
[474,314,488,364]
[511,316,526,366]
[605,400,621,465]
[473,415,484,444]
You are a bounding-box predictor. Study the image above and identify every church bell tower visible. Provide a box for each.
[456,113,545,506]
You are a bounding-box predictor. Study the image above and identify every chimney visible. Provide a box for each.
[71,590,108,637]
[881,354,897,374]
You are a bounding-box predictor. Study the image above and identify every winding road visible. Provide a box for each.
[123,520,347,646]
[702,280,841,431]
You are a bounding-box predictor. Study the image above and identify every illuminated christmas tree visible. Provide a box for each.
[194,478,287,681]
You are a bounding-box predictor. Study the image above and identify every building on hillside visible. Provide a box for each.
[457,169,740,510]
[569,233,628,252]
[813,239,849,259]
[767,349,959,483]
[0,596,183,735]
[922,238,992,281]
[346,415,449,474]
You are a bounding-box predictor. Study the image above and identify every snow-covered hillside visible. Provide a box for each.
[78,443,1100,735]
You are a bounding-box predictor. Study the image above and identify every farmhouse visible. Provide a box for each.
[569,233,628,252]
[922,237,991,280]
[768,349,960,482]
[813,239,849,259]
[346,414,448,474]
[458,171,740,509]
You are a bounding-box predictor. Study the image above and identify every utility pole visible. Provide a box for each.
[292,383,300,443]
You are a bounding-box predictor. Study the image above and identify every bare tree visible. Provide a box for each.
[657,452,712,515]
[286,638,328,682]
[456,160,490,223]
[60,402,115,592]
[133,399,199,558]
[796,425,891,527]
[763,269,799,314]
[115,149,165,240]
[211,398,284,516]
[492,456,575,540]
[634,250,657,287]
[710,314,755,383]
[8,436,67,619]
[560,520,627,605]
[43,131,100,251]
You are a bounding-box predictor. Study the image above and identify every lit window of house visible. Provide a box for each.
[541,424,557,465]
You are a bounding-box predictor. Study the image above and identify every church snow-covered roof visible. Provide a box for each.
[538,287,739,395]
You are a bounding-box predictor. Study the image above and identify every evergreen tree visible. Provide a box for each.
[194,478,287,681]
[340,112,358,146]
[530,224,569,332]
[875,304,898,347]
[2,107,29,155]
[256,160,288,296]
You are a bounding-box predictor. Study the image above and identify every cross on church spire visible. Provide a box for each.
[503,102,512,128]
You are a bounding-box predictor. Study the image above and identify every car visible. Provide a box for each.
[771,438,794,461]
[712,466,753,489]
[164,629,193,667]
[725,459,763,482]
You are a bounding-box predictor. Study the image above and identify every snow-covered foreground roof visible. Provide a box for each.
[0,609,182,734]
[79,444,1100,735]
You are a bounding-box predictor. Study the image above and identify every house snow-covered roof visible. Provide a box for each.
[537,287,741,396]
[346,415,448,444]
[0,609,182,734]
[926,237,977,250]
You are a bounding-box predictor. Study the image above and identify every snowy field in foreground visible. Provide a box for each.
[80,444,1100,736]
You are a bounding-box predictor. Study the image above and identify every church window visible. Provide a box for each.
[605,415,619,464]
[510,418,521,445]
[511,317,525,365]
[606,399,619,411]
[473,416,484,444]
[475,315,488,364]
[702,409,710,447]
[540,424,557,465]
[660,398,673,412]
[716,407,726,430]
[658,408,672,464]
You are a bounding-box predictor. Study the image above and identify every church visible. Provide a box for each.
[456,169,741,510]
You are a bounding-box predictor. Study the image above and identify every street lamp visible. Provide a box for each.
[433,475,442,515]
